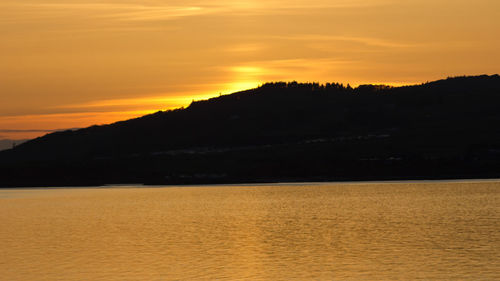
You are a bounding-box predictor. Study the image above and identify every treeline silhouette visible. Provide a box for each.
[1,75,500,187]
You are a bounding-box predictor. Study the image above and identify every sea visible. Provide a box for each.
[1,180,499,280]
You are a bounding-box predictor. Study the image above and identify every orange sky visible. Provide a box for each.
[1,0,499,139]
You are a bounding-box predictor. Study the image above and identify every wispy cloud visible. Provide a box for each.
[0,2,214,24]
[198,0,395,13]
[272,34,417,48]
[53,93,216,111]
[0,129,57,133]
[0,110,158,139]
[225,43,266,53]
[1,0,396,25]
[226,58,357,79]
[91,5,211,22]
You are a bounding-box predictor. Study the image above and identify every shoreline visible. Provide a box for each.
[2,177,500,190]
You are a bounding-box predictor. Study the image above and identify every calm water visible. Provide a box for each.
[0,181,499,280]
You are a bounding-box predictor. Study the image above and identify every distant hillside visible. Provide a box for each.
[0,139,28,152]
[1,75,500,187]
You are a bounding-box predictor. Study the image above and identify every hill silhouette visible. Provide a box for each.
[1,75,500,187]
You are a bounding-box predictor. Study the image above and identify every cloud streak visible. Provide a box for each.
[0,129,58,133]
[1,0,396,25]
[272,34,417,48]
[0,2,213,24]
[226,58,358,79]
[0,110,158,139]
[52,92,217,112]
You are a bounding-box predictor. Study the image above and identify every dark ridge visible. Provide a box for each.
[1,75,500,187]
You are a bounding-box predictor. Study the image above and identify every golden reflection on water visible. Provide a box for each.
[0,182,499,280]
